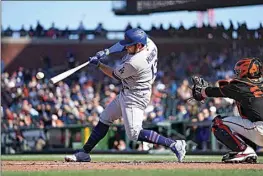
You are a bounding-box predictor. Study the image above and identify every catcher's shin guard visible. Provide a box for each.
[239,135,257,151]
[212,116,247,152]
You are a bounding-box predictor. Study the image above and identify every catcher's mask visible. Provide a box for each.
[234,58,262,79]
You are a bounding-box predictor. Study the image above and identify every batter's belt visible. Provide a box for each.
[122,86,150,92]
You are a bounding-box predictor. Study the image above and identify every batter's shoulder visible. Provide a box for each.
[128,51,149,69]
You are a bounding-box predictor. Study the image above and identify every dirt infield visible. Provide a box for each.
[2,161,263,171]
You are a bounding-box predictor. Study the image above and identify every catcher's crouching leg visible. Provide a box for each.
[212,115,257,163]
[212,115,246,152]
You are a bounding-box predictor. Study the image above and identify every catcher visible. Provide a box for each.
[191,58,263,163]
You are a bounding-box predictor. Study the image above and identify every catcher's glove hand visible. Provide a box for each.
[191,76,209,102]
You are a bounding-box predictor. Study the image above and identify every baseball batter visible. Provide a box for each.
[65,28,186,162]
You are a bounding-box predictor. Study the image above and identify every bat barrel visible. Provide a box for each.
[49,61,90,84]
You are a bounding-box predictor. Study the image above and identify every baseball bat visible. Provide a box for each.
[49,41,124,84]
[50,61,90,84]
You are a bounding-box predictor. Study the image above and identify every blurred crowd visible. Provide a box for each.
[2,20,263,40]
[2,41,262,153]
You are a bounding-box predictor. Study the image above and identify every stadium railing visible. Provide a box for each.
[1,121,229,155]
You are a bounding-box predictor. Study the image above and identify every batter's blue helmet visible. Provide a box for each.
[120,28,147,47]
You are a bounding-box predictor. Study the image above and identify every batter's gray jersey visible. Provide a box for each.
[100,38,158,141]
[112,38,158,90]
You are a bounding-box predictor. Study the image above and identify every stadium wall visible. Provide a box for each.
[1,37,239,73]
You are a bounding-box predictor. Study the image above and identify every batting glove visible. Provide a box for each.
[96,49,109,59]
[88,56,100,67]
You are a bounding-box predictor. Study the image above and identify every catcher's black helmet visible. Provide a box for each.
[234,58,262,79]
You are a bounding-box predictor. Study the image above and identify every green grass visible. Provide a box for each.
[3,170,263,176]
[2,154,263,163]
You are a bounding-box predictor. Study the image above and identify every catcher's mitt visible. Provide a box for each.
[191,76,209,102]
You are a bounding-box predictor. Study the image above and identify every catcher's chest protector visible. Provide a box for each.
[227,78,263,121]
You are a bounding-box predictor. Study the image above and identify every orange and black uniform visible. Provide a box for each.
[205,78,263,122]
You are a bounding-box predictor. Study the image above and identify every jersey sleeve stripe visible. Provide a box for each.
[112,70,122,81]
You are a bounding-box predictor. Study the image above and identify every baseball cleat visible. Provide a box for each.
[170,140,187,162]
[222,145,257,163]
[64,151,91,162]
[64,155,77,162]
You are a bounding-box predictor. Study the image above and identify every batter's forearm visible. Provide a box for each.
[98,62,114,79]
